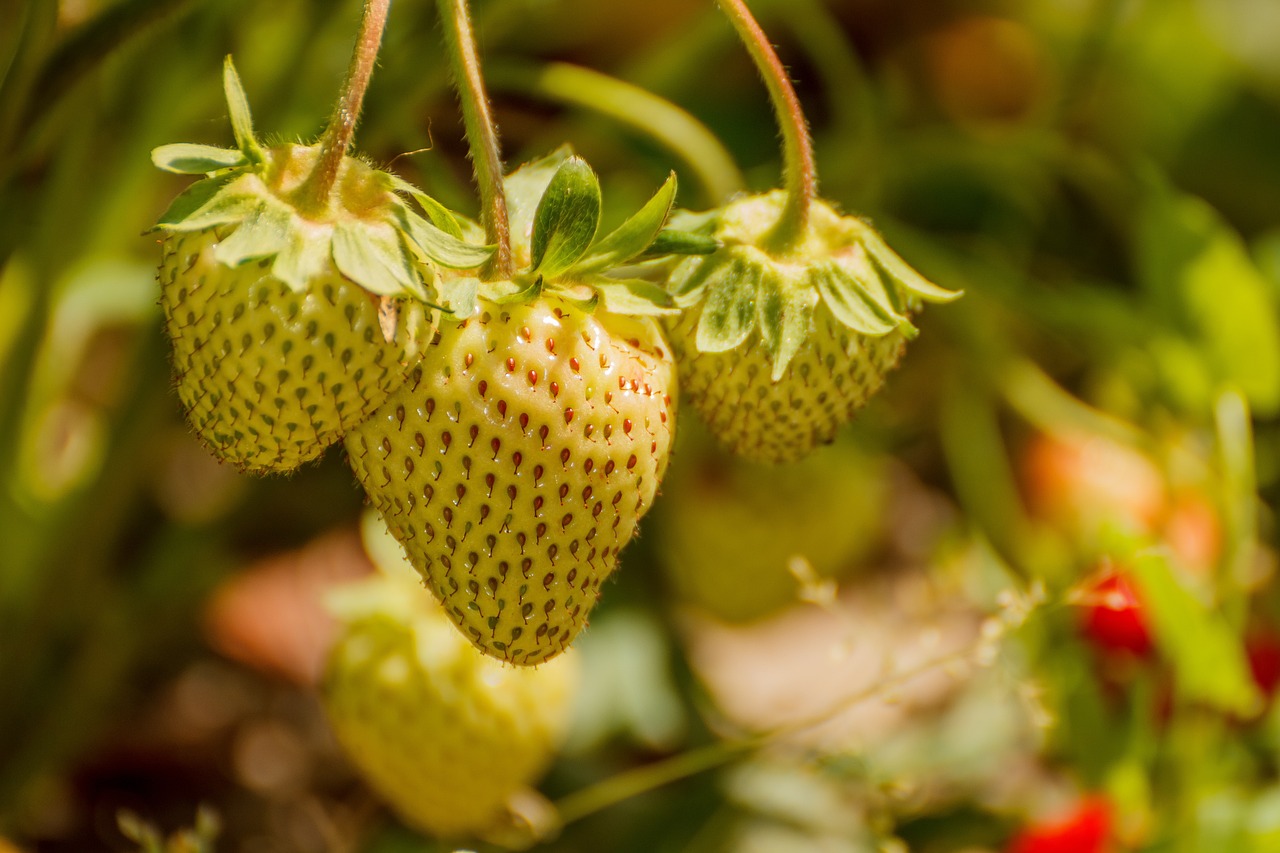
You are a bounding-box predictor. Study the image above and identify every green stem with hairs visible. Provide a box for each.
[714,0,816,252]
[437,0,513,280]
[296,0,392,216]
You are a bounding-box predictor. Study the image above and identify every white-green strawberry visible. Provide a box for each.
[152,58,492,473]
[346,151,702,665]
[665,192,959,464]
[322,513,578,839]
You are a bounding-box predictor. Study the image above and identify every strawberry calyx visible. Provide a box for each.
[150,57,493,303]
[666,191,961,380]
[434,147,716,320]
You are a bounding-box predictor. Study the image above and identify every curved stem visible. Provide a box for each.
[714,0,816,252]
[487,60,746,206]
[438,0,513,280]
[296,0,391,215]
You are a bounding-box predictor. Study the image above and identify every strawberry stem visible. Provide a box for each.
[714,0,817,253]
[297,0,391,216]
[438,0,514,280]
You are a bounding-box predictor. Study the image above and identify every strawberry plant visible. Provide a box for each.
[7,0,1280,850]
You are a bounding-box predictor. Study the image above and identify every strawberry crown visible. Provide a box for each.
[149,57,494,303]
[666,192,962,380]
[436,147,717,319]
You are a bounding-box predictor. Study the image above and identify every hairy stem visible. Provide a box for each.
[714,0,816,252]
[296,0,391,215]
[438,0,513,280]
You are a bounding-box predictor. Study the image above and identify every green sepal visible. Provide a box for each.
[394,203,495,270]
[695,255,760,353]
[667,256,713,302]
[438,277,480,319]
[332,220,425,299]
[223,56,265,166]
[858,226,960,304]
[756,271,817,381]
[642,228,720,258]
[504,146,574,256]
[593,278,680,316]
[152,144,248,175]
[811,259,901,337]
[531,157,601,279]
[382,173,465,239]
[570,173,676,275]
[482,275,543,306]
[273,225,332,293]
[152,174,252,231]
[213,201,292,267]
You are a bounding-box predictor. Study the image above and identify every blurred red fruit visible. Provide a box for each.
[1247,628,1280,698]
[1080,572,1154,658]
[1008,796,1112,853]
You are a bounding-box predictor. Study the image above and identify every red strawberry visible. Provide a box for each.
[1008,797,1112,853]
[1079,571,1153,658]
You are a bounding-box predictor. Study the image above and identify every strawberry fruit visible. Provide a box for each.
[347,152,694,664]
[152,58,491,473]
[322,514,578,839]
[664,192,958,463]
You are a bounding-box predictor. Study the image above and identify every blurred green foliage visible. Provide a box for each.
[4,0,1280,850]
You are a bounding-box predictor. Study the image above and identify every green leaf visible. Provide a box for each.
[395,205,495,270]
[151,144,247,175]
[571,173,676,275]
[272,224,332,292]
[643,228,720,258]
[504,146,574,258]
[594,278,679,316]
[531,157,602,279]
[438,277,479,318]
[695,255,760,353]
[222,56,265,165]
[812,257,901,337]
[1129,551,1261,715]
[756,269,816,380]
[482,275,543,305]
[151,174,249,231]
[859,226,960,303]
[332,220,421,298]
[1139,186,1280,417]
[382,173,465,239]
[212,201,291,266]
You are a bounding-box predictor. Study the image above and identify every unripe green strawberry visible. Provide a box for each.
[347,152,693,664]
[323,515,578,839]
[653,430,887,622]
[152,59,491,473]
[664,192,959,463]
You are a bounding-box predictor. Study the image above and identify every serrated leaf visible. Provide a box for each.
[482,275,542,305]
[213,201,291,266]
[152,174,245,231]
[695,256,760,353]
[272,224,332,292]
[332,220,419,297]
[222,56,265,165]
[383,173,465,238]
[152,144,247,175]
[438,276,479,318]
[643,228,720,258]
[531,157,602,279]
[859,226,960,303]
[594,278,679,316]
[774,287,817,381]
[505,146,574,257]
[571,173,676,275]
[813,257,900,337]
[395,204,495,270]
[1129,551,1261,715]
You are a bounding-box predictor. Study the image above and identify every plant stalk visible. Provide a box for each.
[297,0,391,215]
[437,0,513,279]
[714,0,816,252]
